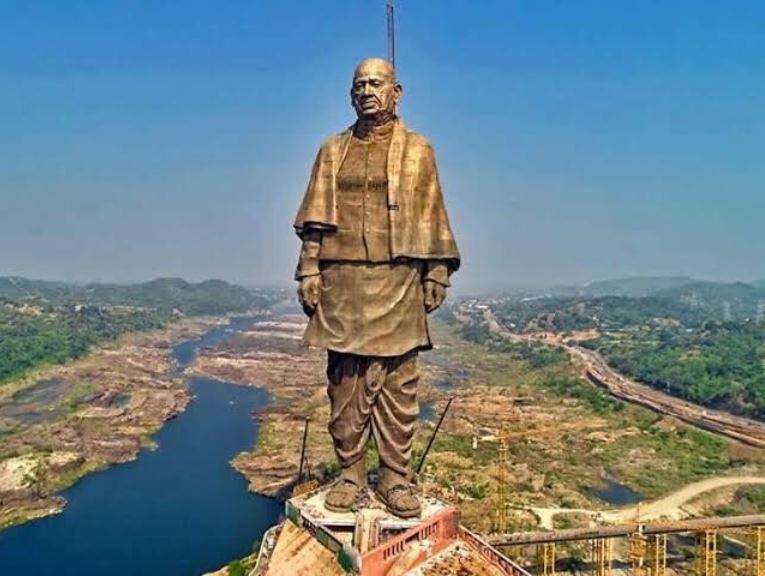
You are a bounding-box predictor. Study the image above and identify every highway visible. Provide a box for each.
[482,308,765,449]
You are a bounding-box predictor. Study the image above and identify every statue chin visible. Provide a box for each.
[356,108,395,125]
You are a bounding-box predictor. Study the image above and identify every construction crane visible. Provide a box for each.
[386,0,396,68]
[487,425,563,534]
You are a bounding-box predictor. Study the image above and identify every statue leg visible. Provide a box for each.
[324,351,373,511]
[371,349,422,518]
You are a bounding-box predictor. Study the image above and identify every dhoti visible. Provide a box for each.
[327,349,419,480]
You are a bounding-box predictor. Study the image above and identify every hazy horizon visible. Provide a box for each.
[2,1,764,292]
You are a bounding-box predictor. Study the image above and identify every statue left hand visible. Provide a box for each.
[423,280,447,313]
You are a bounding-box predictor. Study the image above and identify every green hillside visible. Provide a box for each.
[0,277,272,315]
[491,278,765,421]
[0,277,276,386]
[0,299,164,384]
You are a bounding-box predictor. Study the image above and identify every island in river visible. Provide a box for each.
[0,315,224,529]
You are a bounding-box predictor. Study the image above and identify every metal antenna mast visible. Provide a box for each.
[387,0,396,68]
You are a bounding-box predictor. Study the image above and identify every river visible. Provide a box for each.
[0,316,282,576]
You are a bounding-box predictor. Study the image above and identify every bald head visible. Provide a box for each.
[353,58,396,83]
[350,57,402,121]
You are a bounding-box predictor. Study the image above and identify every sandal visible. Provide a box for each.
[375,483,422,519]
[325,479,363,513]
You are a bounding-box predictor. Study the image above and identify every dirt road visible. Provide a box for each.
[528,476,765,529]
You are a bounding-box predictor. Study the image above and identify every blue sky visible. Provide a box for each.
[1,1,763,291]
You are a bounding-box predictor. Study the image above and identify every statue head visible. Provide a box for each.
[350,58,402,121]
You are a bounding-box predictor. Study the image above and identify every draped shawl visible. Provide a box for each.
[293,119,460,272]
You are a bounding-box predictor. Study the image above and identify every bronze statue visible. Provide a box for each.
[293,57,460,518]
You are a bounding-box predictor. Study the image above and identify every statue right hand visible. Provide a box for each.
[297,275,322,316]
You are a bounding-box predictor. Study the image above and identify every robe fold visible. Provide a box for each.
[293,119,461,272]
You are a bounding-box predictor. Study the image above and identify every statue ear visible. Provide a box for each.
[394,82,403,104]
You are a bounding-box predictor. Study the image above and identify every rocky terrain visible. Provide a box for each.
[189,312,765,537]
[0,317,221,530]
[186,315,334,498]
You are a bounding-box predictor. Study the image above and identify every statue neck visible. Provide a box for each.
[354,112,397,142]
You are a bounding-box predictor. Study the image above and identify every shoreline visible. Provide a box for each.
[0,315,226,532]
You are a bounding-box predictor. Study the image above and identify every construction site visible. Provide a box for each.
[247,407,765,576]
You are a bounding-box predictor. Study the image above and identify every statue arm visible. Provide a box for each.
[423,260,450,287]
[294,229,322,280]
[423,260,450,313]
[295,229,322,316]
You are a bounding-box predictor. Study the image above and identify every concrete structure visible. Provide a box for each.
[254,486,531,576]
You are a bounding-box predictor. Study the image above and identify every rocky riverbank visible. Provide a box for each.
[186,314,447,501]
[0,316,223,530]
[189,313,765,536]
[185,315,333,498]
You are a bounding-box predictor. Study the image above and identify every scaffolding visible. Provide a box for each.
[753,527,765,576]
[647,534,667,576]
[590,538,612,576]
[495,433,508,534]
[730,526,765,576]
[536,542,556,576]
[630,531,648,576]
[696,529,718,576]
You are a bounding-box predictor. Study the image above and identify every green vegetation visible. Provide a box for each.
[541,375,624,416]
[458,322,567,368]
[494,281,764,332]
[0,276,273,316]
[489,278,765,420]
[226,560,245,576]
[0,277,276,386]
[445,318,742,502]
[0,300,165,384]
[587,322,765,419]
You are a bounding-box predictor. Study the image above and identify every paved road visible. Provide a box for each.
[482,308,765,448]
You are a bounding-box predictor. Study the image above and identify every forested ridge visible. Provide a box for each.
[0,277,276,385]
[0,300,165,384]
[490,278,765,420]
[584,323,765,419]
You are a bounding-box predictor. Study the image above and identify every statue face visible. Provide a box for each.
[350,59,401,120]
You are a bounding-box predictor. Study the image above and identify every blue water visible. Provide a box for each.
[589,478,643,506]
[420,401,436,422]
[0,316,282,576]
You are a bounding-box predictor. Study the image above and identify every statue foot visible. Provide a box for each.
[375,482,421,519]
[324,479,363,513]
[324,459,366,513]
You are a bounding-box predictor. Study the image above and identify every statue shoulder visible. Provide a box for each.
[401,126,434,153]
[319,127,353,152]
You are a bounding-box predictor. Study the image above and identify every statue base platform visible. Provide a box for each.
[253,484,531,576]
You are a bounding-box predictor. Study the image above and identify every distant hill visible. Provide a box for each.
[0,277,278,385]
[543,276,698,298]
[0,277,273,316]
[657,281,765,322]
[488,278,765,421]
[580,276,698,297]
[494,279,765,332]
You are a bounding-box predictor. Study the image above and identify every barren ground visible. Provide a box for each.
[188,313,765,536]
[0,316,222,530]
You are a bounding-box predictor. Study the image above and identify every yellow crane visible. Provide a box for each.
[488,425,561,534]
